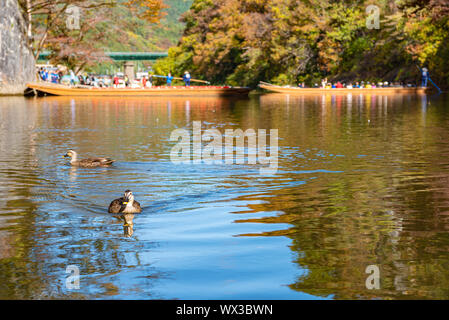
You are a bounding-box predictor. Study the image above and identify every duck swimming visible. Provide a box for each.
[63,150,114,167]
[108,190,142,214]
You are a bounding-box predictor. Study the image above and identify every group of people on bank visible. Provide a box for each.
[111,71,192,88]
[304,68,430,89]
[38,67,99,86]
[38,66,194,88]
[38,67,63,84]
[317,79,403,89]
[139,71,192,87]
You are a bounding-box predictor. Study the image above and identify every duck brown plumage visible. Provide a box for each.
[108,190,142,214]
[64,150,114,167]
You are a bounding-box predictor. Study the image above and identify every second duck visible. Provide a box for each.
[63,150,114,167]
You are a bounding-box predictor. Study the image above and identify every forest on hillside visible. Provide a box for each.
[20,0,192,73]
[85,0,193,73]
[154,0,449,88]
[98,0,192,51]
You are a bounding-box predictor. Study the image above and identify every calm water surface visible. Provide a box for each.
[1,93,449,299]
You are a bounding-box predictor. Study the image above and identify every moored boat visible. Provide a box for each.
[26,82,252,97]
[259,82,429,95]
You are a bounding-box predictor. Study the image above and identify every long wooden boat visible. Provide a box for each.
[26,82,251,97]
[259,82,429,95]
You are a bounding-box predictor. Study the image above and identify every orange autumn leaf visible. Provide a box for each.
[124,0,168,24]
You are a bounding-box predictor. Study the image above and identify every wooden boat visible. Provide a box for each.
[26,82,251,97]
[259,82,429,95]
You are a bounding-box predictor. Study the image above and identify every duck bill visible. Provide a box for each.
[123,194,132,205]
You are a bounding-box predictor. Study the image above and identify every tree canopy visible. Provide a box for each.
[153,0,449,88]
[18,0,189,73]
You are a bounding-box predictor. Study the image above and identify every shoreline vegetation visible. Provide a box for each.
[153,0,449,89]
[1,1,448,95]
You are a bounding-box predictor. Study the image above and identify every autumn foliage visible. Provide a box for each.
[154,0,449,88]
[124,0,168,23]
[18,0,168,72]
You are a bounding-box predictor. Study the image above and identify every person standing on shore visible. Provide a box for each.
[42,68,49,81]
[69,70,76,86]
[183,71,191,86]
[421,68,429,87]
[166,73,174,86]
[321,78,328,88]
[50,71,59,83]
[58,70,63,84]
[38,67,44,81]
[113,75,119,88]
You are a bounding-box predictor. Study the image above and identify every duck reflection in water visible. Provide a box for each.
[122,214,135,237]
[69,166,78,182]
[110,213,135,237]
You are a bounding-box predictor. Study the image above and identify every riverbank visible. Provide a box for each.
[0,84,30,96]
[0,0,35,96]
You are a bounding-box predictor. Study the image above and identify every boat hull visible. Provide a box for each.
[259,84,429,95]
[26,82,251,97]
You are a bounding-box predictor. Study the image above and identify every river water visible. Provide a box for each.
[0,92,449,299]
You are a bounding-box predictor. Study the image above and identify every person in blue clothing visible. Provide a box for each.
[166,72,174,86]
[41,68,48,81]
[183,71,191,86]
[421,67,429,87]
[50,71,59,83]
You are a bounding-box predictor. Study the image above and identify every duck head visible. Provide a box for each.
[63,150,78,162]
[123,190,134,205]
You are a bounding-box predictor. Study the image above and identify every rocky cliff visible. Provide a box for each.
[0,0,35,95]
